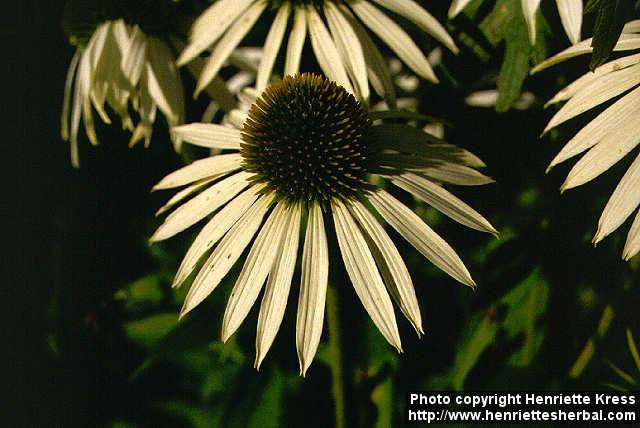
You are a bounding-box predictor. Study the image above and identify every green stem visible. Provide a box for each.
[327,284,346,428]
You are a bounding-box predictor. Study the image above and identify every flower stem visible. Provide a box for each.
[326,284,346,428]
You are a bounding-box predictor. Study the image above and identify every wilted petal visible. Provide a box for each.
[296,203,329,376]
[348,199,422,335]
[368,189,475,287]
[180,193,274,317]
[255,203,301,368]
[333,199,402,351]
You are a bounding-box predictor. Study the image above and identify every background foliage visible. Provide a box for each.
[9,0,640,426]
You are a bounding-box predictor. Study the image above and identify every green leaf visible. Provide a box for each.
[123,313,179,349]
[450,309,499,390]
[587,0,634,70]
[479,0,549,112]
[248,370,285,428]
[371,377,393,428]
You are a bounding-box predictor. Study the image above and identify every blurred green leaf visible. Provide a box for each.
[371,377,393,428]
[123,313,178,349]
[451,309,499,390]
[479,0,549,111]
[115,272,168,309]
[248,369,285,428]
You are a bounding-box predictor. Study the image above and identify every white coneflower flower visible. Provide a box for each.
[449,0,583,45]
[177,0,459,103]
[61,19,184,167]
[151,74,496,375]
[533,21,640,260]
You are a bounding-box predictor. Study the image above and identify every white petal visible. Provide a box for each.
[61,50,80,142]
[371,0,459,53]
[561,111,640,191]
[177,0,255,66]
[623,20,640,34]
[368,189,475,287]
[70,48,92,165]
[255,203,301,368]
[180,193,274,317]
[595,152,640,243]
[221,201,291,342]
[347,200,422,335]
[306,6,354,94]
[350,0,438,82]
[448,0,473,18]
[284,6,307,76]
[185,56,237,111]
[556,0,582,44]
[623,210,640,260]
[156,177,217,216]
[172,185,264,288]
[338,4,396,105]
[391,173,498,235]
[333,199,402,351]
[195,1,267,97]
[544,62,640,132]
[152,153,243,190]
[546,53,640,106]
[256,3,290,91]
[548,87,640,170]
[150,171,251,242]
[531,33,640,74]
[171,123,242,150]
[121,25,147,87]
[521,0,541,45]
[146,38,184,127]
[296,203,329,376]
[325,1,369,100]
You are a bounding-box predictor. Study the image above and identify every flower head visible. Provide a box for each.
[177,0,459,102]
[61,19,184,167]
[152,74,496,375]
[534,21,640,260]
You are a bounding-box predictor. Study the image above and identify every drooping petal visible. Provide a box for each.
[368,189,475,287]
[556,0,582,44]
[348,199,422,335]
[195,1,267,97]
[338,4,396,105]
[546,53,640,106]
[547,87,640,170]
[156,177,217,217]
[177,0,256,66]
[256,3,290,91]
[150,171,251,242]
[146,38,185,128]
[350,0,438,83]
[152,153,243,190]
[333,199,402,351]
[172,185,264,288]
[391,173,498,235]
[296,203,329,376]
[306,5,354,94]
[521,0,541,45]
[561,112,640,191]
[255,203,301,368]
[371,0,459,53]
[594,153,640,244]
[171,123,243,150]
[284,6,307,76]
[180,193,274,317]
[543,63,640,133]
[121,25,147,87]
[61,50,81,143]
[448,0,473,18]
[221,201,291,342]
[531,33,640,74]
[325,1,369,100]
